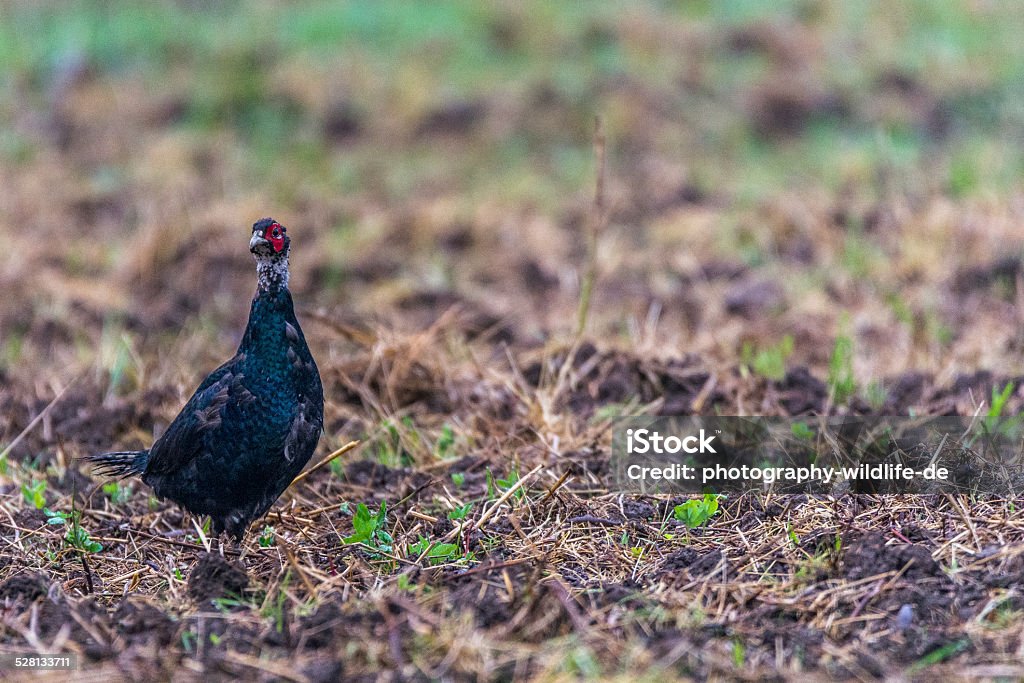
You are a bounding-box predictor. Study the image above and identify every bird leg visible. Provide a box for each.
[211,531,236,558]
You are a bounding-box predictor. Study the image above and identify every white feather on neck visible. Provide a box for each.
[256,252,290,292]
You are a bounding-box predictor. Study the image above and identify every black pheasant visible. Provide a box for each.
[86,218,324,540]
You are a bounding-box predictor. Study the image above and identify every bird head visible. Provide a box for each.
[250,218,289,257]
[250,218,290,291]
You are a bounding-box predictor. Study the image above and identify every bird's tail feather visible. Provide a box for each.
[83,450,148,478]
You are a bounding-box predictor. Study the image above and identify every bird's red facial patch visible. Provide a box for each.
[264,223,286,253]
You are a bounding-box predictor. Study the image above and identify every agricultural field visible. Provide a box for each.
[2,1,1024,680]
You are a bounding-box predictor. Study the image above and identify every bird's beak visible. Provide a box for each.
[249,233,268,253]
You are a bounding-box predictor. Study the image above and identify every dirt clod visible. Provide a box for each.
[187,553,249,602]
[0,572,48,603]
[725,278,787,317]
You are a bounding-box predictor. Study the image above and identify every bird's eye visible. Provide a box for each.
[272,228,281,238]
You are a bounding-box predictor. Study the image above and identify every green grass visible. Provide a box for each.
[827,334,857,405]
[5,1,1024,204]
[742,335,794,381]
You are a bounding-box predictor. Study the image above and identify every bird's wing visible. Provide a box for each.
[282,394,324,467]
[144,355,249,476]
[282,321,324,468]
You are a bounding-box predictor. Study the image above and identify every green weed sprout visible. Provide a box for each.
[673,494,720,529]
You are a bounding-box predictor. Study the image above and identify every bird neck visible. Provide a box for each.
[255,253,290,293]
[241,288,298,354]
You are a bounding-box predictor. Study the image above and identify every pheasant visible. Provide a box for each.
[86,218,324,540]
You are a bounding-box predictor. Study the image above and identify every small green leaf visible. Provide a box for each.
[344,503,374,544]
[21,480,47,509]
[910,639,969,671]
[989,382,1015,419]
[673,494,721,529]
[448,503,472,520]
[791,421,814,440]
[409,535,460,565]
[102,481,132,504]
[435,424,455,458]
[344,501,389,550]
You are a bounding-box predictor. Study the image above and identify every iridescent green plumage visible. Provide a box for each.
[87,218,324,539]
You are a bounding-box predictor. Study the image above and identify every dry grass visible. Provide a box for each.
[2,321,1024,680]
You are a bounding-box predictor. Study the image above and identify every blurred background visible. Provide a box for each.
[3,0,1024,446]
